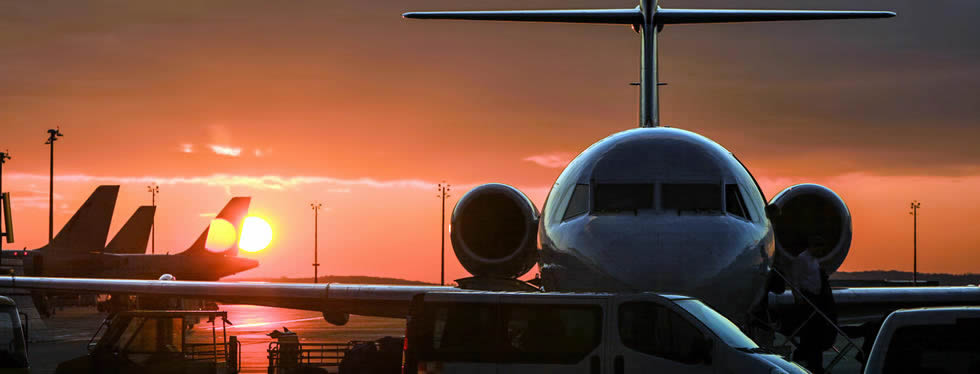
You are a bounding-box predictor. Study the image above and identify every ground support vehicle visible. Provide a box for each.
[404,291,809,374]
[56,310,240,374]
[864,307,980,374]
[0,296,29,373]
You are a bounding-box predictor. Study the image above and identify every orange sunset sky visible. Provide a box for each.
[0,0,978,283]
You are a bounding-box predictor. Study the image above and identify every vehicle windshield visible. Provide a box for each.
[675,299,759,349]
[0,306,27,368]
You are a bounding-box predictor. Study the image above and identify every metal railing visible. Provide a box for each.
[185,340,240,372]
[771,268,864,373]
[267,341,366,372]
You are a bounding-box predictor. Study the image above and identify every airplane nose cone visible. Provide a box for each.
[590,216,730,293]
[565,214,768,317]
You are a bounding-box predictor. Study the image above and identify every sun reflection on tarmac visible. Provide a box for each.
[191,304,405,373]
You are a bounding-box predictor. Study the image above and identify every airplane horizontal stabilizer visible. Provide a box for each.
[403,8,894,25]
[656,9,895,24]
[105,206,155,254]
[404,9,641,24]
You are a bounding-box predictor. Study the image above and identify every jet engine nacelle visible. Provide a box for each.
[450,183,538,279]
[768,184,852,274]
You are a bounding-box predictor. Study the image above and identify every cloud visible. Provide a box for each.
[524,153,575,169]
[199,212,216,217]
[181,144,193,153]
[7,190,64,209]
[209,145,241,157]
[8,173,438,191]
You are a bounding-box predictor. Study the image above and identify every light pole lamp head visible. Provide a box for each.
[45,128,63,144]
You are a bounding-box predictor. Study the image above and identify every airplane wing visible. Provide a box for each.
[5,276,978,326]
[770,286,980,325]
[0,276,451,319]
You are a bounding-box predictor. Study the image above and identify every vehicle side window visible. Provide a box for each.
[422,303,497,361]
[883,321,980,373]
[619,302,705,364]
[562,184,590,220]
[499,303,602,363]
[125,317,183,353]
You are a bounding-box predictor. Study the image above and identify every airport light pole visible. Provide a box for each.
[909,200,921,286]
[0,151,9,255]
[147,184,159,254]
[45,128,63,244]
[437,182,451,286]
[311,202,322,283]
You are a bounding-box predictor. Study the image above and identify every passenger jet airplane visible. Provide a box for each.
[3,0,978,354]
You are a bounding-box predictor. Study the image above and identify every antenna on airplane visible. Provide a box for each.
[404,0,895,128]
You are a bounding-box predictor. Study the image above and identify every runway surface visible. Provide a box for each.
[26,304,863,373]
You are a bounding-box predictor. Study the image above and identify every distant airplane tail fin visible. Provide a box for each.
[182,197,251,257]
[45,185,119,254]
[104,206,155,254]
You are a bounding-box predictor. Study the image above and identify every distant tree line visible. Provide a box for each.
[833,271,980,286]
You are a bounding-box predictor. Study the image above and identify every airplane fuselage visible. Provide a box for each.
[2,250,258,281]
[538,127,775,321]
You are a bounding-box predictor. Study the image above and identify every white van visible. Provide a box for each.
[403,291,807,373]
[863,307,980,374]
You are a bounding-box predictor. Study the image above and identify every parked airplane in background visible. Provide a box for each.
[2,186,257,281]
[4,1,977,364]
[103,205,155,254]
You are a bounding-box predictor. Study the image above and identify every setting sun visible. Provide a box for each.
[239,216,273,253]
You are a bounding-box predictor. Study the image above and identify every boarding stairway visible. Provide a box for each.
[766,269,864,373]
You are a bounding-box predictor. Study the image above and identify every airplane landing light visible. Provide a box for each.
[205,218,237,253]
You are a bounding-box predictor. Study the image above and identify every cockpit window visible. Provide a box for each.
[562,184,589,221]
[661,184,721,213]
[594,184,654,213]
[725,184,751,220]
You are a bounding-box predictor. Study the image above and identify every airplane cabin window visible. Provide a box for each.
[594,184,654,213]
[661,184,722,213]
[619,302,706,364]
[563,184,590,220]
[725,184,751,220]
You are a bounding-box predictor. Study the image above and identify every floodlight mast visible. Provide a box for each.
[403,0,895,129]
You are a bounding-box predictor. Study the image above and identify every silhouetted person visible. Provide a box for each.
[790,237,838,374]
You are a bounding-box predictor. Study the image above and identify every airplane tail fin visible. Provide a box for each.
[104,206,155,254]
[182,197,251,257]
[45,185,119,254]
